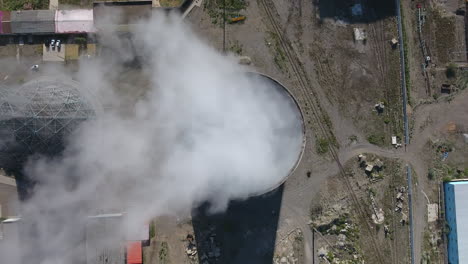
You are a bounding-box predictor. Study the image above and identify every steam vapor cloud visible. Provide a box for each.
[0,12,303,263]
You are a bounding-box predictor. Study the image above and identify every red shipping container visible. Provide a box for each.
[127,241,142,264]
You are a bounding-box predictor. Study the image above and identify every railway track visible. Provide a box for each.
[258,0,386,263]
[369,20,402,264]
[369,19,407,264]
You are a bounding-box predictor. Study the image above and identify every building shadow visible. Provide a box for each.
[191,185,284,264]
[317,0,396,24]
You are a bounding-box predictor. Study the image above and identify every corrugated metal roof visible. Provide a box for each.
[10,21,55,34]
[10,10,55,22]
[126,241,142,264]
[445,181,468,264]
[454,182,468,263]
[86,216,125,264]
[9,10,55,34]
[8,11,54,34]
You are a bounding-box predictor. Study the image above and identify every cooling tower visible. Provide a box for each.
[244,72,305,195]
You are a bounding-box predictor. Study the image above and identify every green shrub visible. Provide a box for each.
[2,0,48,10]
[159,241,169,264]
[442,176,452,182]
[349,135,358,142]
[367,133,385,146]
[316,138,329,154]
[149,221,156,238]
[428,168,436,180]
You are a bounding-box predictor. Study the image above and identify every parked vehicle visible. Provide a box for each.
[50,39,55,50]
[56,40,61,51]
[229,16,246,23]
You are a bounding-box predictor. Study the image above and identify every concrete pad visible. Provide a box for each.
[427,203,438,223]
[152,0,161,7]
[43,44,65,62]
[49,0,58,10]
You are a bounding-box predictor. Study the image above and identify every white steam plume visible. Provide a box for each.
[0,12,303,263]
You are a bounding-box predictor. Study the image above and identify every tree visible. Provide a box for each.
[428,168,435,180]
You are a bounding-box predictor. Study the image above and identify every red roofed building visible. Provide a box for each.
[126,241,142,264]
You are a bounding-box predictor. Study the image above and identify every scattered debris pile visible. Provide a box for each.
[186,234,198,259]
[390,38,398,48]
[394,186,407,217]
[353,28,367,42]
[374,101,385,114]
[313,155,409,262]
[312,214,363,263]
[358,154,385,181]
[434,141,454,161]
[368,189,385,224]
[273,229,303,264]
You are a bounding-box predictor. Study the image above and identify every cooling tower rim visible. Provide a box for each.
[244,71,306,197]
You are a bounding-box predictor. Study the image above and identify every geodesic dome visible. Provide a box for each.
[0,77,96,169]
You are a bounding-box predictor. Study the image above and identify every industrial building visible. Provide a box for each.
[86,214,126,264]
[86,213,147,264]
[0,9,94,35]
[1,213,147,263]
[0,0,175,37]
[444,180,468,264]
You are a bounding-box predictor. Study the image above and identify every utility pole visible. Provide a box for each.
[312,229,315,264]
[223,0,226,53]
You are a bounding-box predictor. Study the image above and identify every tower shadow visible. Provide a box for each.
[191,185,284,264]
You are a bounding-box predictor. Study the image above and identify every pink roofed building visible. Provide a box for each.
[55,9,96,34]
